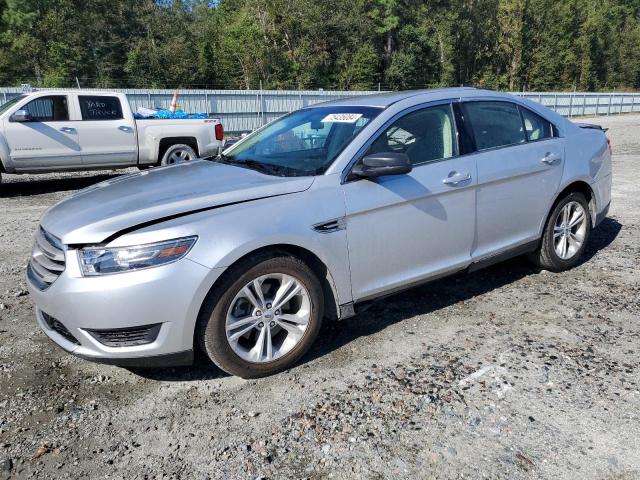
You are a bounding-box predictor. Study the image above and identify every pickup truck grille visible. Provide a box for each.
[28,227,65,290]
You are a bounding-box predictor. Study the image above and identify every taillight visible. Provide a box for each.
[215,123,224,141]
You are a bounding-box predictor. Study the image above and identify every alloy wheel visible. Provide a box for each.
[553,200,587,260]
[167,148,194,164]
[225,273,311,363]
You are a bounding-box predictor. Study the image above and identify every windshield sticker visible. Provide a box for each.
[321,113,363,123]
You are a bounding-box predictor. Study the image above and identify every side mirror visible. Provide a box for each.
[352,152,412,179]
[11,109,32,122]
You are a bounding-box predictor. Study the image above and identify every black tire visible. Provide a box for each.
[196,252,324,378]
[530,192,591,272]
[160,144,197,166]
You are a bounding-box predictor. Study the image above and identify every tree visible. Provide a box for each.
[0,0,639,91]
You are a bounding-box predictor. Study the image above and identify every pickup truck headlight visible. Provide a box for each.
[78,236,197,276]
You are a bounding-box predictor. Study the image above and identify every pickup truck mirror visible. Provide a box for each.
[11,109,32,122]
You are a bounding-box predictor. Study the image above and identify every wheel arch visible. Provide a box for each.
[539,179,596,237]
[198,243,341,325]
[158,137,199,163]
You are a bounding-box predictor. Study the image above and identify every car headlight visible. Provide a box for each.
[78,236,197,276]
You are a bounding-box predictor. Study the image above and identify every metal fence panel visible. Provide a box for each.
[1,87,639,134]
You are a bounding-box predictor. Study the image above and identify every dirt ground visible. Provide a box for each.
[0,114,638,480]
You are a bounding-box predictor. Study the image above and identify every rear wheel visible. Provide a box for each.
[530,192,591,272]
[160,144,197,166]
[197,253,324,378]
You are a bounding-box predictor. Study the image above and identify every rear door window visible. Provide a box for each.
[463,101,526,151]
[519,106,553,141]
[22,96,69,122]
[79,96,123,120]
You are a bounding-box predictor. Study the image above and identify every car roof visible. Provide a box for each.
[313,87,500,108]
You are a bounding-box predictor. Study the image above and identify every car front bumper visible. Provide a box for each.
[27,252,223,368]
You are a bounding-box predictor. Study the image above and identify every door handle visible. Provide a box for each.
[59,127,76,134]
[118,125,134,133]
[443,171,472,186]
[541,152,561,165]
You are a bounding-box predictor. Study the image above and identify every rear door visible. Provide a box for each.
[75,94,137,167]
[3,94,82,170]
[342,103,477,301]
[460,100,564,260]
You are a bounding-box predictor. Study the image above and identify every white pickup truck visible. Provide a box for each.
[0,90,224,182]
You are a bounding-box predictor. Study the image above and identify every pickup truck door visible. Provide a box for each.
[3,94,83,170]
[75,94,137,167]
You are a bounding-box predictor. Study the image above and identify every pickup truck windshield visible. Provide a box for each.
[221,106,382,176]
[0,95,26,116]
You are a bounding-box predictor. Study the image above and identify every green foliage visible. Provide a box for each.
[0,0,639,90]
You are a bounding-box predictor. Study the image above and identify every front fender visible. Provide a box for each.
[106,180,352,307]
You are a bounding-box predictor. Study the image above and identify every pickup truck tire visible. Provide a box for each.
[160,144,198,166]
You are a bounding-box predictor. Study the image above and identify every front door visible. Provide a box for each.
[3,95,82,170]
[342,103,477,301]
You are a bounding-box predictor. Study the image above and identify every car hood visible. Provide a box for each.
[41,161,315,245]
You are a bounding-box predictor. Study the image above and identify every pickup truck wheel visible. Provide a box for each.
[197,253,324,378]
[160,144,197,166]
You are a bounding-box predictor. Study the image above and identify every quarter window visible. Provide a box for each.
[79,96,123,120]
[463,101,526,151]
[519,106,553,141]
[368,105,456,166]
[22,96,69,122]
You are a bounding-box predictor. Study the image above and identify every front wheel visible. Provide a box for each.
[196,253,324,378]
[530,192,591,272]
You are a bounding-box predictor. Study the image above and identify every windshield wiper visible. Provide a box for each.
[212,154,287,176]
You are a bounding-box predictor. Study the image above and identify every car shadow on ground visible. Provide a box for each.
[129,217,622,382]
[305,217,623,366]
[129,358,229,382]
[0,173,122,197]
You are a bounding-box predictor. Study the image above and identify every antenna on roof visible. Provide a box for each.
[75,77,81,89]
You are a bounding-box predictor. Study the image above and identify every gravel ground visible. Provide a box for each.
[0,115,638,480]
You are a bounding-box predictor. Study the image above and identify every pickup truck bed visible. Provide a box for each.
[0,90,223,179]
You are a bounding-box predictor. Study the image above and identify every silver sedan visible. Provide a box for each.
[27,88,612,378]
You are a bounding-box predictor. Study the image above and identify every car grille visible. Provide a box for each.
[28,227,65,290]
[41,312,80,345]
[86,324,162,347]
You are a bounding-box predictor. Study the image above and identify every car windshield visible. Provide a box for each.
[219,106,382,176]
[0,95,25,116]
